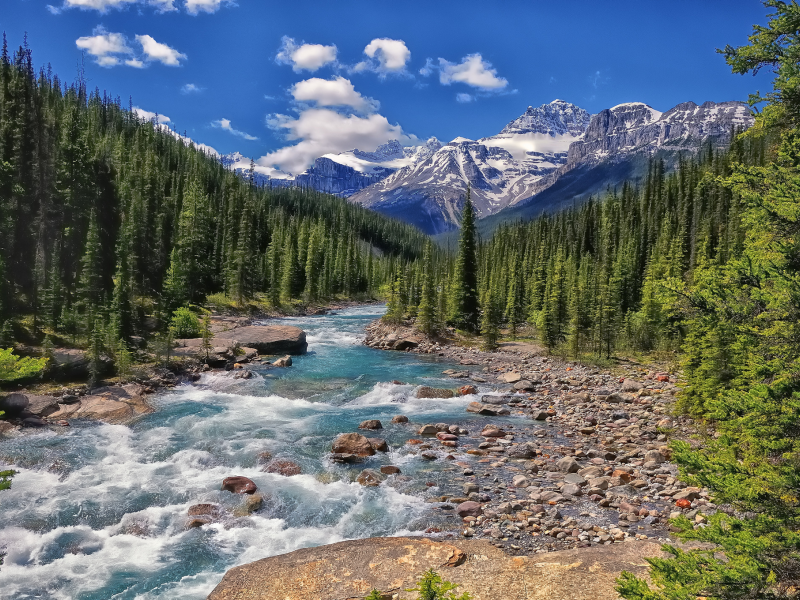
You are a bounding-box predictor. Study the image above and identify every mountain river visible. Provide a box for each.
[0,305,500,599]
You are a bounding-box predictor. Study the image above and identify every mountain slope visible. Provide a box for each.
[349,100,592,234]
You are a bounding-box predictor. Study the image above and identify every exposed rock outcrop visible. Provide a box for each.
[48,384,152,424]
[206,536,665,600]
[214,325,307,355]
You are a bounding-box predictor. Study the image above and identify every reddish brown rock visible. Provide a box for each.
[456,501,483,517]
[367,438,389,452]
[356,469,382,487]
[391,415,408,423]
[331,432,376,457]
[380,466,401,475]
[188,503,221,517]
[458,385,478,396]
[358,419,383,430]
[221,476,258,495]
[263,460,301,476]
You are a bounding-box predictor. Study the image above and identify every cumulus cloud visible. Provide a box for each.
[181,83,203,94]
[212,118,258,141]
[456,93,473,103]
[260,108,410,174]
[275,36,337,72]
[133,107,171,124]
[290,77,377,113]
[136,34,186,66]
[438,54,508,90]
[352,38,411,76]
[51,0,177,12]
[75,28,133,67]
[76,28,186,67]
[185,0,234,15]
[51,0,234,12]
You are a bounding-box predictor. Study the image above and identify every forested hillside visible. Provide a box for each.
[0,36,427,352]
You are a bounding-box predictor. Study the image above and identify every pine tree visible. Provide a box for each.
[417,240,436,335]
[449,189,479,333]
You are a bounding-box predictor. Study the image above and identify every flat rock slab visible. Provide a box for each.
[207,536,663,600]
[214,326,307,355]
[49,384,152,424]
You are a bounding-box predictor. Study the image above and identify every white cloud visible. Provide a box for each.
[260,108,410,174]
[290,77,377,113]
[438,53,508,90]
[419,58,435,77]
[362,38,410,72]
[133,107,171,124]
[126,58,145,68]
[456,93,473,103]
[181,83,203,94]
[136,34,186,66]
[75,28,133,67]
[185,0,233,14]
[275,36,337,72]
[212,118,258,141]
[55,0,176,12]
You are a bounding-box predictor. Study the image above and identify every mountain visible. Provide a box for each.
[220,138,442,196]
[352,99,754,235]
[348,100,591,234]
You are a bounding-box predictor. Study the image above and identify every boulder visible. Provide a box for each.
[557,457,580,473]
[186,517,211,529]
[358,419,383,430]
[498,372,521,383]
[481,395,511,405]
[236,493,264,516]
[507,442,537,459]
[330,453,363,464]
[22,416,47,427]
[356,469,382,487]
[272,355,292,367]
[392,340,418,351]
[49,384,152,424]
[621,379,643,392]
[24,394,61,417]
[331,432,375,456]
[513,380,536,391]
[188,503,222,518]
[417,424,439,435]
[263,459,302,476]
[215,325,308,355]
[458,385,478,396]
[367,438,389,452]
[643,449,665,464]
[221,476,258,494]
[416,387,455,399]
[391,415,408,424]
[0,393,30,416]
[480,426,506,438]
[380,465,401,475]
[49,348,113,380]
[455,501,483,517]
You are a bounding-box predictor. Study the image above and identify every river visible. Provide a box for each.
[0,305,495,599]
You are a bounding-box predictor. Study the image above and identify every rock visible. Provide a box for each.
[531,410,550,421]
[458,385,478,396]
[28,394,62,416]
[0,393,29,416]
[498,372,522,383]
[514,380,536,391]
[621,379,643,392]
[512,475,529,487]
[332,432,376,456]
[357,469,382,486]
[675,499,692,508]
[0,421,16,435]
[22,416,47,427]
[557,457,580,473]
[480,425,507,438]
[481,395,511,405]
[673,489,701,502]
[49,348,113,380]
[186,517,211,529]
[380,466,401,475]
[420,451,438,460]
[507,442,537,459]
[392,339,418,351]
[236,493,264,516]
[416,387,455,399]
[562,484,583,496]
[215,325,308,355]
[367,438,389,452]
[272,355,292,367]
[564,473,587,486]
[263,460,301,476]
[221,476,258,495]
[208,537,666,600]
[358,419,383,430]
[188,503,222,517]
[456,501,483,517]
[655,373,670,382]
[643,449,665,464]
[49,384,152,424]
[417,424,439,435]
[330,453,363,463]
[391,415,408,423]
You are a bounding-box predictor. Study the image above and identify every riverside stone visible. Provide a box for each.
[332,433,376,456]
[416,387,455,399]
[221,476,257,495]
[214,325,307,355]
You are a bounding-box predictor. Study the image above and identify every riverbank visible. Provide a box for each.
[362,317,706,555]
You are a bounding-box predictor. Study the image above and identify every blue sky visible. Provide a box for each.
[2,0,772,174]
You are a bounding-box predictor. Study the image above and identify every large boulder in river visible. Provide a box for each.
[416,386,454,399]
[331,433,375,457]
[215,326,307,355]
[221,476,258,494]
[49,384,152,424]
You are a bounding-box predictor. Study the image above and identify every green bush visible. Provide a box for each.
[170,307,201,338]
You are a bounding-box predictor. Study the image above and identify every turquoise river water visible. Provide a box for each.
[0,305,499,599]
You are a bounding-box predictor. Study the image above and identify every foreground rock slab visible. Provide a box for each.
[207,536,663,600]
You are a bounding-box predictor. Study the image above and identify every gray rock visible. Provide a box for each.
[215,325,307,355]
[557,457,580,473]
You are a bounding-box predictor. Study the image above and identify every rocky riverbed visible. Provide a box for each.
[363,319,708,555]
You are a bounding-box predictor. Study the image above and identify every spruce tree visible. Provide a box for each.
[416,240,436,335]
[449,189,479,333]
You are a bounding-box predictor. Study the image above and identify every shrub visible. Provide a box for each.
[170,307,200,338]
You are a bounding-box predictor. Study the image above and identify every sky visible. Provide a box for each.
[2,0,774,175]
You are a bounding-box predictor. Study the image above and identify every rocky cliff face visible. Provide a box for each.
[566,100,752,165]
